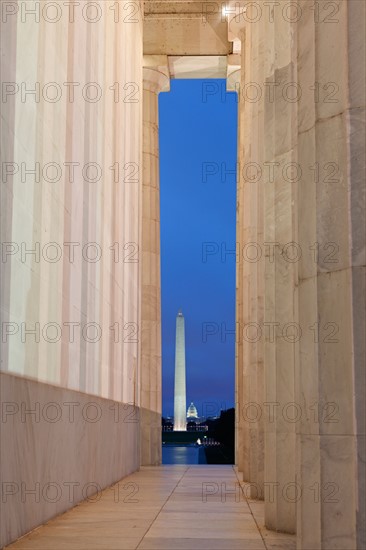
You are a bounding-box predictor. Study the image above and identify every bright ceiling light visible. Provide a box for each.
[222,5,229,17]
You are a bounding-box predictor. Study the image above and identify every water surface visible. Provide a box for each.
[162,444,207,464]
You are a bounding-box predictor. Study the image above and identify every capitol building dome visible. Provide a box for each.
[186,402,198,419]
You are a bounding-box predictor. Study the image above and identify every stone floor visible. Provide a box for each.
[6,466,296,550]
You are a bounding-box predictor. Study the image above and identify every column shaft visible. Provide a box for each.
[296,1,366,547]
[140,67,169,465]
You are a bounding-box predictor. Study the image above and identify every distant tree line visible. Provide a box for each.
[162,408,235,464]
[205,408,235,463]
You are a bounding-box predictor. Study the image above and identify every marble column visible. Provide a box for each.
[262,7,298,534]
[230,3,297,531]
[227,49,243,476]
[229,7,265,502]
[230,0,365,543]
[0,6,144,545]
[296,1,366,548]
[140,63,170,465]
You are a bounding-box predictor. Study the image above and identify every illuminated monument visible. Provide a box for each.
[173,310,187,431]
[187,402,198,419]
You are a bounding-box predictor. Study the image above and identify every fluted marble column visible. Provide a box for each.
[262,6,298,534]
[229,3,297,532]
[229,8,265,503]
[140,65,170,465]
[0,7,144,546]
[230,0,365,544]
[296,1,366,547]
[226,52,243,476]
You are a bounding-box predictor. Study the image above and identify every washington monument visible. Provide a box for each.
[173,310,187,431]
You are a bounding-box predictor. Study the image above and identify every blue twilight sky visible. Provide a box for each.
[159,79,237,419]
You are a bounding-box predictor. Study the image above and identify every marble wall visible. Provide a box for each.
[0,372,140,548]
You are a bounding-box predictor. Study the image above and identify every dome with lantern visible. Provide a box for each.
[186,402,198,419]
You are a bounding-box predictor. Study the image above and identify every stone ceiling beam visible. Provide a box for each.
[143,0,233,55]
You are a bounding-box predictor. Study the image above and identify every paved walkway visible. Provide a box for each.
[6,466,295,550]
